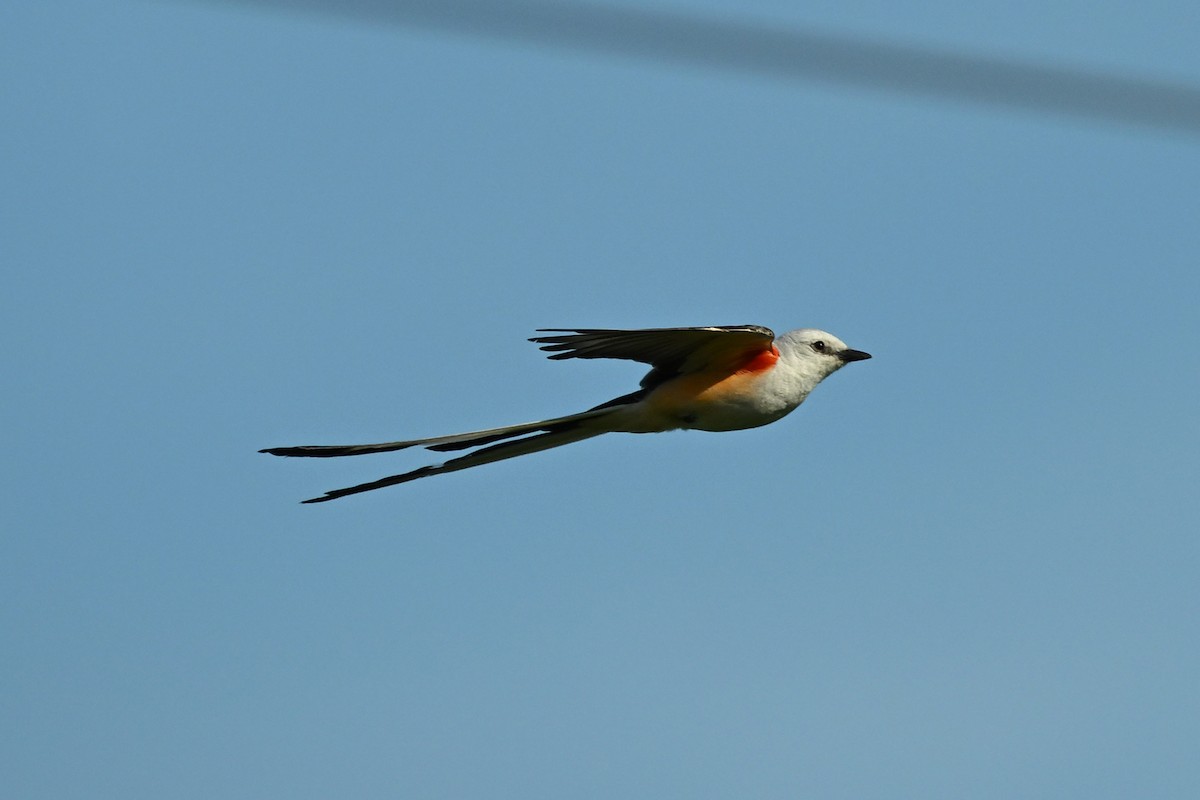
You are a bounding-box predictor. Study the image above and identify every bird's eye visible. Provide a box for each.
[810,340,827,353]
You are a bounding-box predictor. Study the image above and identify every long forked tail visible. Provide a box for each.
[260,401,639,502]
[301,426,604,503]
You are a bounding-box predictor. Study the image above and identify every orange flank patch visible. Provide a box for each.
[736,344,780,374]
[641,344,780,427]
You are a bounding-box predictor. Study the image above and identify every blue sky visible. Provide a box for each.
[4,1,1198,797]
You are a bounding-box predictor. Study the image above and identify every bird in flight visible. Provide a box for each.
[261,325,870,503]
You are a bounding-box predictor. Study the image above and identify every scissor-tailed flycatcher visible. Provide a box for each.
[262,325,870,503]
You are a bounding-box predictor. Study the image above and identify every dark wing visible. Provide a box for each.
[530,325,775,388]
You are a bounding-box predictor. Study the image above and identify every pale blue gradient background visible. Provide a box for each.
[3,1,1198,798]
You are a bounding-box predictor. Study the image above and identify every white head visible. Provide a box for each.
[776,328,872,383]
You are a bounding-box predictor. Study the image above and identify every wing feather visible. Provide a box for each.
[530,325,775,388]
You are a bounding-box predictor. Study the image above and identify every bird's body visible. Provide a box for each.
[262,325,870,503]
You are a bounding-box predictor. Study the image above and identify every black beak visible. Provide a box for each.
[838,349,872,363]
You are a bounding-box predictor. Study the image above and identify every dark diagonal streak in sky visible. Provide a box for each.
[209,0,1200,136]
